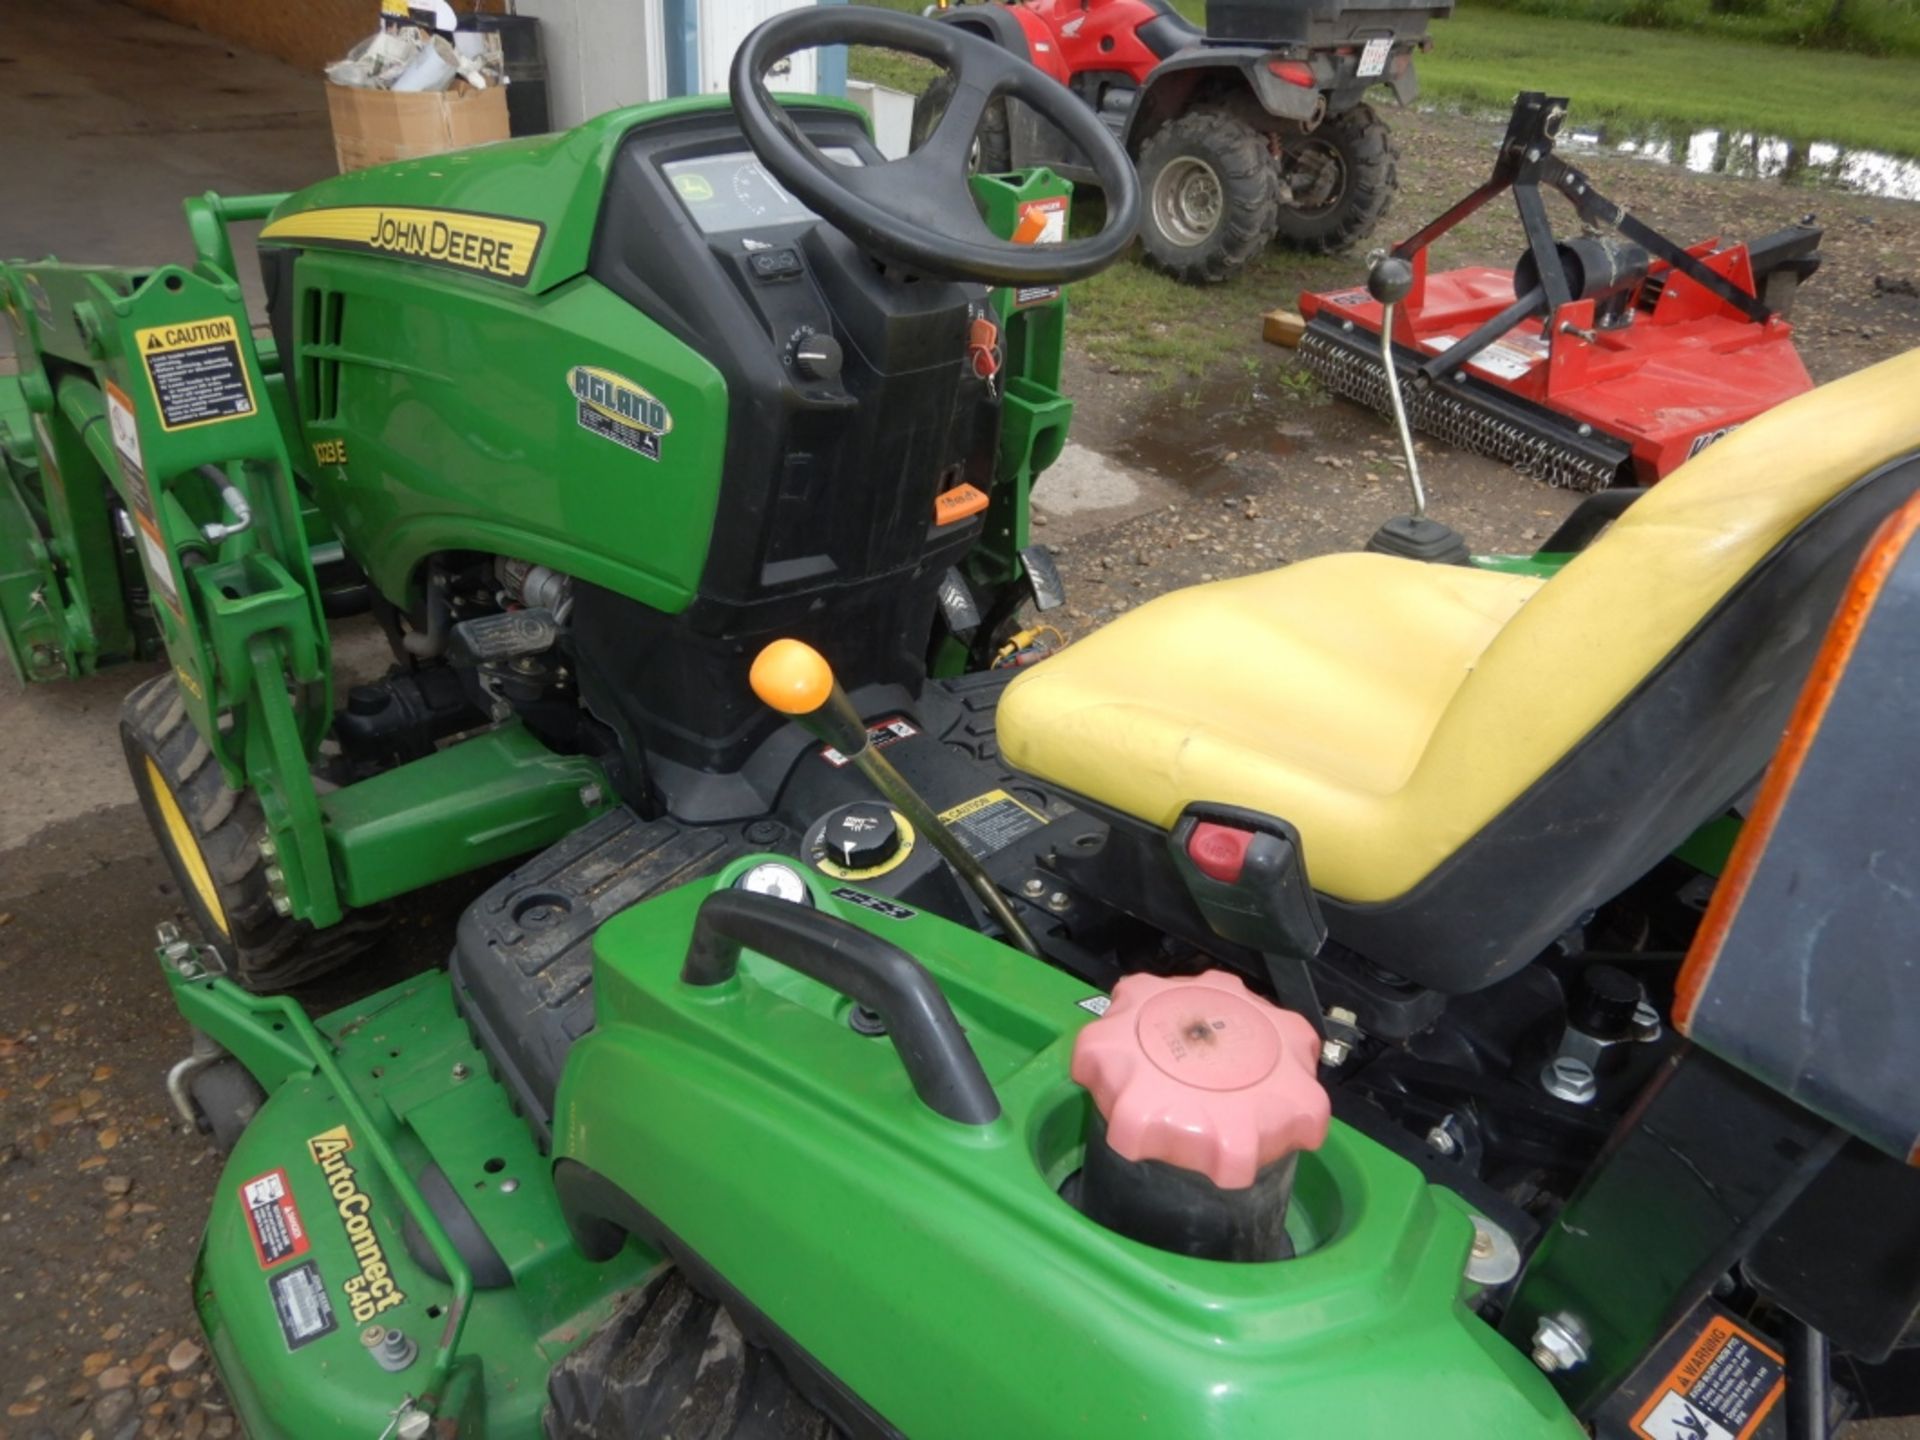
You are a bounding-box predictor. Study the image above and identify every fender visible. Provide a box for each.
[927,4,1069,83]
[1125,48,1325,152]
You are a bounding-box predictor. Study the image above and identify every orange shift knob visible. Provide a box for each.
[750,639,835,716]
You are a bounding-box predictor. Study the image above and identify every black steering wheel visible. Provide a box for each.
[730,8,1141,286]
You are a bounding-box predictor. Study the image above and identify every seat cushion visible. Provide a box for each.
[998,556,1543,899]
[1002,349,1920,907]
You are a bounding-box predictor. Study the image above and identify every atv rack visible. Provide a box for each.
[1299,92,1821,489]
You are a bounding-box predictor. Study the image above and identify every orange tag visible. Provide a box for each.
[934,484,990,526]
[968,315,1001,380]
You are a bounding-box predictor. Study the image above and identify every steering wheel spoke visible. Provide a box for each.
[730,8,1141,286]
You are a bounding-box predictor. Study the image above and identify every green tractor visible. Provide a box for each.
[7,8,1920,1437]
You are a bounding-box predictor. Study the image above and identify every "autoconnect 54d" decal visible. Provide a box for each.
[306,1125,409,1323]
[260,206,544,284]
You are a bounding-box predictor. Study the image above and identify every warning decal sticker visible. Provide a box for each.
[1009,195,1067,307]
[1631,1315,1785,1440]
[269,1261,338,1351]
[259,206,545,284]
[820,717,918,768]
[136,316,258,432]
[240,1167,310,1269]
[1420,330,1550,383]
[937,789,1047,861]
[104,380,184,624]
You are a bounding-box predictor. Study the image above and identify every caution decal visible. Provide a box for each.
[936,788,1047,861]
[136,315,258,433]
[306,1125,409,1323]
[260,206,545,284]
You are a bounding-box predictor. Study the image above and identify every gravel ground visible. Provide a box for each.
[3,17,1919,1436]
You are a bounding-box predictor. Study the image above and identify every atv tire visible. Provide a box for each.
[1272,103,1398,255]
[121,672,379,991]
[545,1270,838,1439]
[909,70,1012,174]
[1137,109,1281,284]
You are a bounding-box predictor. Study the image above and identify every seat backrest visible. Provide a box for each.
[1330,349,1920,991]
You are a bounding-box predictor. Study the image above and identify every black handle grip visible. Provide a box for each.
[681,890,1001,1125]
[1368,255,1415,305]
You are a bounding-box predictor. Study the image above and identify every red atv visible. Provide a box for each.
[913,0,1453,282]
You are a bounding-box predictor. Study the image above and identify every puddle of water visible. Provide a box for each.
[1558,122,1920,202]
[1109,373,1305,492]
[1431,105,1920,202]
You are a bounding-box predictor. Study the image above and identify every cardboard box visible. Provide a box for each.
[325,80,509,172]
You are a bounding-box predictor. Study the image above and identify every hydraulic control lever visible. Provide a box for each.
[751,640,1042,957]
[1360,253,1471,566]
[1368,254,1427,520]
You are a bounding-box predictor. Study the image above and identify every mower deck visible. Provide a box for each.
[1298,93,1819,490]
[181,972,656,1439]
[1302,262,1814,486]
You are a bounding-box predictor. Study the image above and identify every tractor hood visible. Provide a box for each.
[260,94,870,296]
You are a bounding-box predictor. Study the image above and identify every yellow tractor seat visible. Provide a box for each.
[999,350,1920,993]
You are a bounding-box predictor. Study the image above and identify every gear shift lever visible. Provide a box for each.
[751,640,1042,957]
[1360,253,1471,565]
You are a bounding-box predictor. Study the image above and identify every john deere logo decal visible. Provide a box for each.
[259,206,544,284]
[569,366,672,462]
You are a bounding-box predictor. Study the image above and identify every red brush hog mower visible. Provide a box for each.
[1299,92,1823,490]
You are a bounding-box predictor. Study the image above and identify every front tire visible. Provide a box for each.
[1136,109,1281,284]
[545,1270,836,1439]
[1271,103,1399,254]
[122,673,380,991]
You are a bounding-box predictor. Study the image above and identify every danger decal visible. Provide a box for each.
[136,316,257,433]
[259,206,545,284]
[569,366,673,461]
[239,1166,310,1269]
[1631,1315,1785,1440]
[306,1126,409,1323]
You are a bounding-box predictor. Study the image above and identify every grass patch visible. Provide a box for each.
[1460,0,1920,57]
[847,1,1920,157]
[1422,7,1920,155]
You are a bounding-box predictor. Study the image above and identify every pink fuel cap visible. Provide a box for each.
[1071,970,1330,1190]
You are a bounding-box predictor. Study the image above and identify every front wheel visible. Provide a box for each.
[1136,109,1282,284]
[122,673,381,991]
[1271,103,1399,255]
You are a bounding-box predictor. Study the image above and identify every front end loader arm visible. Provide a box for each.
[3,246,341,926]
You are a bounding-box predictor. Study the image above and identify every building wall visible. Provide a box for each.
[122,0,505,74]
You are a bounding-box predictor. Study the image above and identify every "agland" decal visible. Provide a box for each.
[306,1125,409,1323]
[261,206,544,284]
